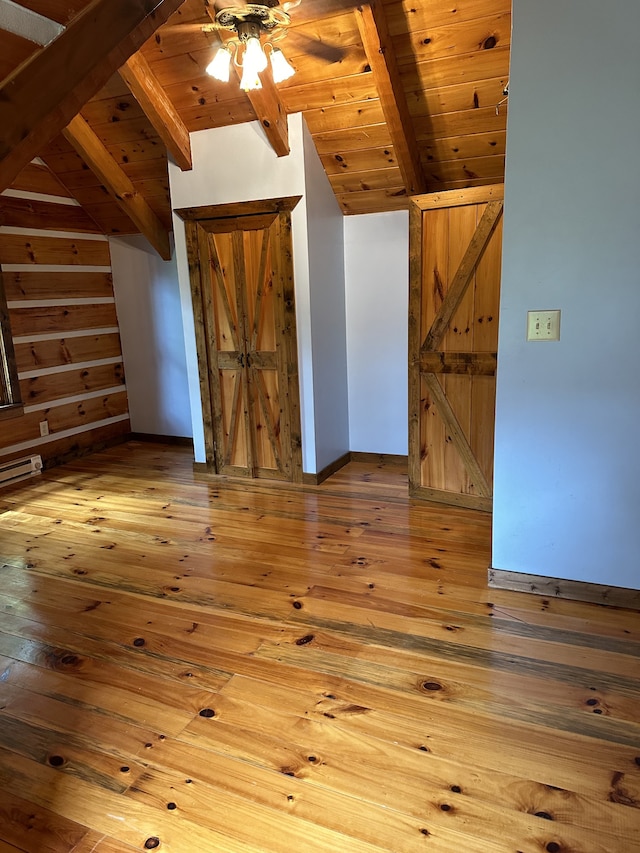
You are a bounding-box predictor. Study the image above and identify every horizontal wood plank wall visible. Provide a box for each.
[0,162,130,468]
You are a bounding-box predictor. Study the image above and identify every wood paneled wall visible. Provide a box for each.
[0,161,130,468]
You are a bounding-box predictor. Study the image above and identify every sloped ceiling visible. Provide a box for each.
[0,0,510,246]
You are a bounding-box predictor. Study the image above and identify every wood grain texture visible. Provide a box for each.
[119,51,193,171]
[0,195,102,234]
[0,233,110,266]
[409,187,503,506]
[63,115,171,260]
[0,443,638,852]
[0,0,186,193]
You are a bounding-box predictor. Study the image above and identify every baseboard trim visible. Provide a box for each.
[350,452,408,465]
[302,451,351,486]
[410,484,492,513]
[129,432,194,448]
[489,568,640,611]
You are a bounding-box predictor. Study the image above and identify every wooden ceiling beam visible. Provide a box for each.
[63,115,171,261]
[355,1,426,195]
[244,75,290,158]
[204,8,289,158]
[0,0,186,194]
[119,51,192,171]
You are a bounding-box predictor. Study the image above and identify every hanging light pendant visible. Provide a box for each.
[205,45,232,82]
[270,47,295,83]
[205,5,295,90]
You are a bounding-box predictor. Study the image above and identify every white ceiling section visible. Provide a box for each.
[0,0,63,45]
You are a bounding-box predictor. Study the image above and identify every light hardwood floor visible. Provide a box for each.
[0,441,639,852]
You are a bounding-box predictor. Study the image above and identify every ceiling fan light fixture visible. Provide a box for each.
[206,45,232,82]
[270,47,295,83]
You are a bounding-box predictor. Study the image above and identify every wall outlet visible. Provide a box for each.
[527,310,561,341]
[39,420,49,437]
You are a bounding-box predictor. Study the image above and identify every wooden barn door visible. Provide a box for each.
[409,186,504,511]
[179,197,302,483]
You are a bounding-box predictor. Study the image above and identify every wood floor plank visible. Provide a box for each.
[0,442,638,851]
[0,789,88,853]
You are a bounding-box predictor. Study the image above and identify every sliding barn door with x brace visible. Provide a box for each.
[409,185,504,511]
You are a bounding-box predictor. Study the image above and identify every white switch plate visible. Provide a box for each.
[39,420,49,436]
[527,310,561,341]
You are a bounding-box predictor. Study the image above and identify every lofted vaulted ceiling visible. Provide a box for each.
[0,0,510,251]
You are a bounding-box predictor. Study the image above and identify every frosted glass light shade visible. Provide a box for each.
[244,36,267,73]
[240,67,262,91]
[206,46,232,82]
[270,48,295,83]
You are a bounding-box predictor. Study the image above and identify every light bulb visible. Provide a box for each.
[270,48,295,83]
[243,36,267,74]
[205,46,232,82]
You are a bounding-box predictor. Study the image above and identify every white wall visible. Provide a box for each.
[493,0,640,589]
[110,234,191,437]
[303,122,349,469]
[344,211,409,455]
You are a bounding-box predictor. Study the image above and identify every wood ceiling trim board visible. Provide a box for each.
[284,12,362,56]
[279,72,378,113]
[141,26,219,63]
[276,46,369,85]
[311,122,393,155]
[102,141,169,167]
[0,0,187,194]
[79,94,145,126]
[355,1,425,195]
[328,165,404,194]
[303,99,385,135]
[159,82,255,122]
[415,106,508,142]
[320,144,398,175]
[119,51,192,171]
[427,175,505,193]
[336,186,409,215]
[80,115,166,147]
[179,104,258,134]
[407,76,508,119]
[422,129,507,162]
[143,46,218,86]
[423,154,506,185]
[62,115,171,260]
[400,45,510,89]
[385,0,511,35]
[392,12,512,64]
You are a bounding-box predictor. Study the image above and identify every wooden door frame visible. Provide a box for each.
[408,184,504,512]
[175,196,303,482]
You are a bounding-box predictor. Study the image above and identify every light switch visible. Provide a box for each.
[527,310,561,341]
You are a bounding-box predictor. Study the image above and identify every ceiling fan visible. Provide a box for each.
[163,0,349,91]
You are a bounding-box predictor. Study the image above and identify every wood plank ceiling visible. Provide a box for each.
[0,0,510,239]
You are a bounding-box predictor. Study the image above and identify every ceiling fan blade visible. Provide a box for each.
[285,29,347,63]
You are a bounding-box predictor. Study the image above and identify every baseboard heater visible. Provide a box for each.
[0,454,43,487]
